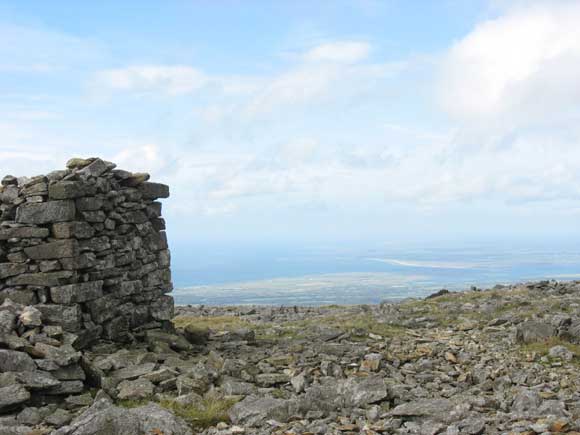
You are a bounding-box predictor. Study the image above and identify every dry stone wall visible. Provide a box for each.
[0,157,173,349]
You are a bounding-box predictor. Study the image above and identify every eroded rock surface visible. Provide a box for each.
[1,280,580,433]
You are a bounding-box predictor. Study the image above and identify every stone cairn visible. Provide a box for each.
[0,158,173,412]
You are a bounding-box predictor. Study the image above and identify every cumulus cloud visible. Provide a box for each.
[7,13,580,231]
[91,21,580,218]
[439,1,580,124]
[426,0,580,208]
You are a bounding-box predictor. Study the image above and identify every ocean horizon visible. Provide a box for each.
[171,239,580,305]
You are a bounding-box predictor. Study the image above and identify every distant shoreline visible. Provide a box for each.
[173,277,579,307]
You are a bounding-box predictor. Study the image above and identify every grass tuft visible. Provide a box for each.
[521,337,580,358]
[117,395,238,429]
[159,395,238,429]
[172,315,253,332]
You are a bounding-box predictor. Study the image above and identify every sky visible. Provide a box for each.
[2,0,580,248]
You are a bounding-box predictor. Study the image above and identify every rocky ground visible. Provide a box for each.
[3,280,580,434]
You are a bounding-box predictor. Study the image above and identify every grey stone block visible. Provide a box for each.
[51,281,104,304]
[16,200,76,224]
[24,239,78,260]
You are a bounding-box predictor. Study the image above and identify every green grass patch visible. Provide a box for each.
[117,395,239,430]
[521,337,580,357]
[172,315,253,332]
[159,395,238,429]
[292,313,406,338]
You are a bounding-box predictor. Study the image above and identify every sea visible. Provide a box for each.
[170,239,580,306]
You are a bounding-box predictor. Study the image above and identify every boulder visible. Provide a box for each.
[515,321,556,344]
[116,378,154,400]
[511,389,542,415]
[255,373,290,387]
[561,320,580,344]
[229,396,296,426]
[53,399,192,435]
[303,376,389,411]
[111,363,157,381]
[549,345,574,361]
[182,324,210,345]
[390,398,456,420]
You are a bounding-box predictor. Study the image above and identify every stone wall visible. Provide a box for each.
[0,157,173,348]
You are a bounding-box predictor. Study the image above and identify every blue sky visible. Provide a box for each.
[2,0,580,247]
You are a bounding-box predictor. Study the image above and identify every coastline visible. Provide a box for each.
[173,278,578,307]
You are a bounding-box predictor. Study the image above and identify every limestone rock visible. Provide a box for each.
[50,281,103,304]
[390,398,456,419]
[16,200,76,224]
[516,321,556,343]
[116,378,154,400]
[139,182,170,199]
[19,306,42,327]
[52,221,95,239]
[49,181,94,200]
[0,226,49,240]
[15,370,61,390]
[0,385,30,412]
[229,396,295,426]
[0,349,36,372]
[549,345,574,361]
[77,158,109,177]
[24,239,78,260]
[0,263,27,279]
[53,399,192,435]
[34,343,81,366]
[66,158,93,170]
[36,304,82,332]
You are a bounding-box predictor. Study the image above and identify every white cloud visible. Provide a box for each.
[303,41,371,63]
[424,0,580,210]
[7,15,580,231]
[439,1,580,124]
[106,20,580,217]
[93,40,394,114]
[95,65,209,95]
